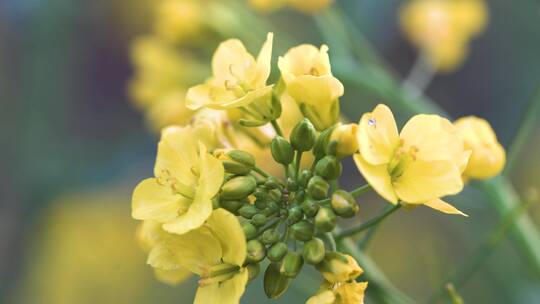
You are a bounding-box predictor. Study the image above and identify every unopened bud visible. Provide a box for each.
[243,223,258,240]
[313,126,337,159]
[307,176,329,200]
[221,175,257,200]
[330,123,359,157]
[291,220,314,241]
[331,190,359,218]
[271,136,294,165]
[246,240,266,263]
[247,263,260,283]
[220,199,244,214]
[265,177,280,189]
[315,207,337,233]
[290,118,317,152]
[280,252,304,278]
[268,242,288,262]
[287,206,303,224]
[239,204,259,219]
[252,214,268,227]
[315,156,342,180]
[264,262,291,299]
[261,229,280,245]
[303,238,326,265]
[297,170,313,187]
[315,252,363,283]
[301,199,320,217]
[286,177,298,191]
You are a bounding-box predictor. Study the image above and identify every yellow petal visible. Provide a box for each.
[154,226,222,275]
[353,154,398,204]
[394,160,463,204]
[211,38,256,84]
[357,104,400,165]
[162,187,213,235]
[306,290,336,304]
[400,114,465,165]
[136,220,168,251]
[424,199,468,217]
[185,83,237,111]
[131,178,182,222]
[286,75,344,106]
[153,268,192,286]
[335,281,368,304]
[154,126,198,184]
[253,33,274,88]
[206,209,247,266]
[198,143,225,199]
[194,268,249,304]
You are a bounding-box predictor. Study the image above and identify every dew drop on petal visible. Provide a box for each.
[368,118,376,127]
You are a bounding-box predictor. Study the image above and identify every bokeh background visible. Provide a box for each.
[1,0,540,303]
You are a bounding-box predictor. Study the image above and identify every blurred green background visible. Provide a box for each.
[1,0,540,303]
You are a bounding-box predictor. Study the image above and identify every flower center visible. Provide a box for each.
[199,263,241,286]
[388,144,419,181]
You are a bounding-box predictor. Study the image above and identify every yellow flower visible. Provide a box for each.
[455,116,505,180]
[186,33,278,126]
[316,252,363,283]
[248,0,334,13]
[354,104,470,215]
[278,44,344,130]
[132,126,224,234]
[330,123,359,157]
[307,281,368,304]
[153,0,203,43]
[147,208,249,304]
[137,220,192,285]
[399,0,488,72]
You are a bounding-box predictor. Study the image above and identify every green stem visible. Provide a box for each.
[271,119,284,137]
[295,151,303,178]
[426,188,535,303]
[317,8,540,277]
[253,165,270,178]
[505,86,540,173]
[336,204,401,240]
[337,238,416,304]
[350,184,371,197]
[324,232,337,251]
[401,52,436,99]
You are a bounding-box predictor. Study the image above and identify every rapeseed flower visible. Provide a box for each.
[307,281,368,304]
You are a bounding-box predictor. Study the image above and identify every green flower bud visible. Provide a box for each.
[313,125,337,159]
[265,177,280,189]
[270,136,294,165]
[261,229,280,245]
[307,176,329,200]
[303,238,326,265]
[227,150,256,167]
[286,177,298,191]
[280,252,304,278]
[247,263,260,283]
[290,118,316,152]
[252,214,267,227]
[291,220,314,241]
[315,156,342,180]
[315,207,337,233]
[239,204,259,219]
[255,199,268,210]
[246,240,266,263]
[221,175,257,200]
[218,150,255,175]
[264,263,291,299]
[220,200,244,213]
[293,190,306,204]
[287,206,303,224]
[268,189,282,202]
[331,190,359,218]
[264,201,280,216]
[243,223,258,240]
[301,199,320,217]
[268,242,288,262]
[297,170,313,187]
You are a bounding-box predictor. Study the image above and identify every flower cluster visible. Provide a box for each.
[131,32,505,303]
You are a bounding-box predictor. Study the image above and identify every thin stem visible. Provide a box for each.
[323,232,337,251]
[253,165,270,178]
[295,151,303,178]
[358,217,382,250]
[336,204,401,240]
[271,119,284,137]
[505,86,540,173]
[350,184,371,197]
[401,52,436,99]
[425,192,535,303]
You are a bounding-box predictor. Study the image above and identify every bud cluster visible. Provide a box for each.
[214,118,361,298]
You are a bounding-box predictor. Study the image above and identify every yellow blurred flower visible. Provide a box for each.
[249,0,334,14]
[354,104,470,215]
[147,208,249,304]
[399,0,488,72]
[186,33,279,126]
[153,0,204,43]
[455,116,505,180]
[13,190,166,304]
[330,123,359,157]
[132,126,224,234]
[278,44,344,130]
[307,281,368,304]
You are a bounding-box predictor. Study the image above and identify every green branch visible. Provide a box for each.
[336,204,400,240]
